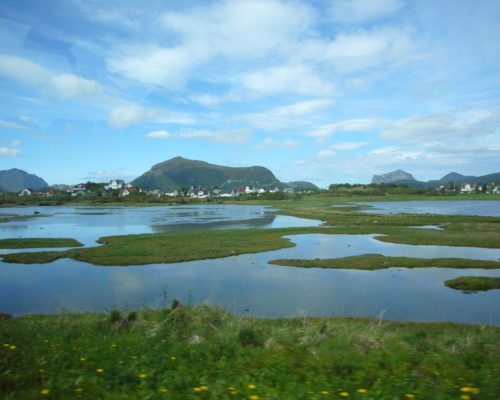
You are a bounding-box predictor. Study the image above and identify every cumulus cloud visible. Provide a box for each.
[145,130,172,139]
[0,147,20,157]
[0,120,27,129]
[330,0,403,23]
[108,105,158,128]
[245,99,334,130]
[0,54,104,100]
[252,137,300,151]
[317,141,370,157]
[309,118,382,138]
[381,109,500,144]
[241,64,336,97]
[145,127,252,144]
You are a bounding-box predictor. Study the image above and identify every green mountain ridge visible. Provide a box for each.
[0,168,48,192]
[131,156,317,190]
[381,171,500,189]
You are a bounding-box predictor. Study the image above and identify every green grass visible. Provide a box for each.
[0,238,83,249]
[1,304,498,400]
[444,276,500,293]
[268,255,500,270]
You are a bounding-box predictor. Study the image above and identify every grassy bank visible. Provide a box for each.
[0,238,83,249]
[444,276,500,293]
[268,255,500,270]
[1,304,498,400]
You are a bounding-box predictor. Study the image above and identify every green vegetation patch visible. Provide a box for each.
[269,254,500,270]
[444,276,500,293]
[1,304,498,400]
[0,238,83,249]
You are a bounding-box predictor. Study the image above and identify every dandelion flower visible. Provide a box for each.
[249,396,260,400]
[170,356,176,360]
[320,391,330,395]
[357,389,368,393]
[200,385,208,390]
[9,345,16,350]
[75,388,84,392]
[227,387,236,391]
[79,357,86,361]
[247,384,256,389]
[193,387,202,392]
[405,395,415,399]
[3,343,9,347]
[340,392,350,397]
[118,360,125,364]
[41,389,50,395]
[96,368,104,373]
[460,388,472,393]
[470,388,480,394]
[138,373,147,379]
[160,388,168,392]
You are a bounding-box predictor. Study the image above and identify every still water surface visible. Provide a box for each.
[1,203,499,325]
[356,200,500,216]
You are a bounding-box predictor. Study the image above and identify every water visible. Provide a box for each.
[356,200,500,217]
[0,203,499,325]
[0,204,320,247]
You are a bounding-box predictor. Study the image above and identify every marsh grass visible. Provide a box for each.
[1,305,498,399]
[269,255,500,270]
[0,238,83,249]
[444,276,500,293]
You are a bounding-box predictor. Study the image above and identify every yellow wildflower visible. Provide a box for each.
[9,345,16,350]
[227,387,236,390]
[193,387,202,392]
[79,357,86,361]
[38,369,45,373]
[41,389,50,395]
[340,392,350,397]
[470,388,480,394]
[249,396,260,400]
[160,388,168,392]
[200,385,208,390]
[460,396,471,400]
[320,391,330,395]
[405,395,415,399]
[248,384,256,389]
[230,391,237,395]
[138,373,147,379]
[460,388,471,393]
[131,355,137,359]
[118,360,125,364]
[96,368,104,373]
[357,389,368,393]
[75,388,84,392]
[170,356,176,360]
[3,343,9,347]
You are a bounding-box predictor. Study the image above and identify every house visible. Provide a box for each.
[18,188,32,196]
[460,183,476,193]
[104,179,125,190]
[165,190,179,197]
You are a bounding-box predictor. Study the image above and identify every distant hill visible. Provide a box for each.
[132,156,286,190]
[372,170,500,189]
[284,181,319,190]
[0,168,48,192]
[371,170,415,184]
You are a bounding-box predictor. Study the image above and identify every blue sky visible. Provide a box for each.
[0,0,499,187]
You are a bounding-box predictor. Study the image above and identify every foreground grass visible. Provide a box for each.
[1,304,498,400]
[444,276,500,293]
[268,255,500,270]
[0,238,83,249]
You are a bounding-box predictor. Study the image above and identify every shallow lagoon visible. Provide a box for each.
[356,200,500,216]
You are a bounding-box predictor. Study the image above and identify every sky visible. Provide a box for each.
[0,0,499,187]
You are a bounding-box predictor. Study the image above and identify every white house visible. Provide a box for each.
[104,179,125,190]
[460,183,476,193]
[18,188,32,196]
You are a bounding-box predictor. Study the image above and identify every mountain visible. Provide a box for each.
[371,170,500,189]
[371,170,416,184]
[284,181,319,190]
[132,157,283,190]
[0,168,48,192]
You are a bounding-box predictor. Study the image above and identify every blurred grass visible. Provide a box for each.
[444,276,500,292]
[1,304,498,399]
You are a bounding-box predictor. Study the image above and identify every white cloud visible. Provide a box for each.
[178,128,252,144]
[145,130,172,139]
[108,105,158,128]
[245,99,334,130]
[108,0,314,88]
[10,140,21,146]
[241,64,336,97]
[0,120,26,129]
[317,141,370,157]
[330,0,403,23]
[0,54,51,84]
[381,109,500,144]
[0,147,20,157]
[49,74,103,98]
[309,118,381,138]
[252,137,300,151]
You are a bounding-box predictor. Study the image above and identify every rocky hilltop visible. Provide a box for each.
[371,169,415,184]
[0,168,48,192]
[132,156,288,190]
